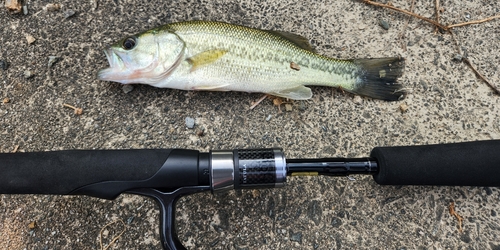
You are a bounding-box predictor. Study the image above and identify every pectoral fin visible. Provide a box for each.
[270,85,312,100]
[187,49,227,72]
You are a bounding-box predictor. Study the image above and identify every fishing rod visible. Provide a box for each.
[1,140,500,250]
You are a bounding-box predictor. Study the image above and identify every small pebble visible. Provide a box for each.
[379,19,390,30]
[90,0,98,10]
[3,97,10,104]
[126,216,135,224]
[484,187,493,196]
[250,190,260,198]
[399,103,408,113]
[407,36,421,47]
[48,56,59,68]
[102,229,109,237]
[432,85,445,96]
[290,232,302,243]
[209,239,219,247]
[298,102,307,111]
[265,114,272,121]
[122,84,134,93]
[331,217,342,227]
[453,54,463,61]
[63,9,76,19]
[352,95,363,104]
[23,5,28,15]
[285,104,293,112]
[185,117,195,129]
[0,60,8,70]
[24,70,33,79]
[26,35,36,44]
[44,3,61,12]
[419,80,428,91]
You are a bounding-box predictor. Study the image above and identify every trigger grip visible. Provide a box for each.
[128,186,210,250]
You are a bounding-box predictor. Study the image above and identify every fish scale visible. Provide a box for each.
[163,21,360,94]
[168,21,358,75]
[98,20,405,101]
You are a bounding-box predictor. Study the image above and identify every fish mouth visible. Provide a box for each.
[97,41,183,85]
[97,46,125,82]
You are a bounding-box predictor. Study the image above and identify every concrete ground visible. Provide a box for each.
[1,0,500,249]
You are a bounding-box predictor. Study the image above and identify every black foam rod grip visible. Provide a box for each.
[0,149,206,199]
[371,140,500,187]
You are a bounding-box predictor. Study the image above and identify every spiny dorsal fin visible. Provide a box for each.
[187,49,227,72]
[266,30,315,52]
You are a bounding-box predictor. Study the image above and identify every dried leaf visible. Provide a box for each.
[5,0,22,13]
[290,62,301,71]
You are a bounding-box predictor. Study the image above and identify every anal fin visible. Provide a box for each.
[192,84,231,91]
[269,85,312,100]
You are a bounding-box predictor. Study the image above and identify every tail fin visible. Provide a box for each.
[351,57,406,101]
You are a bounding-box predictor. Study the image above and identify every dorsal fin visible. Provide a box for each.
[266,30,315,52]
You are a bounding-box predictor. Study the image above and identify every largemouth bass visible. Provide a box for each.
[98,20,405,101]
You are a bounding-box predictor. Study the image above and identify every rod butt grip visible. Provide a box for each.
[371,140,500,187]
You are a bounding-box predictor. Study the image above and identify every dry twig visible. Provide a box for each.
[249,95,269,110]
[362,0,500,95]
[362,0,448,30]
[448,30,461,53]
[462,58,500,95]
[272,97,292,113]
[362,0,500,31]
[449,31,499,94]
[399,0,415,51]
[99,219,126,250]
[447,15,500,29]
[434,0,440,33]
[63,103,83,115]
[448,202,463,232]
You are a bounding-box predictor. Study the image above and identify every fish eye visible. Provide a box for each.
[122,37,137,50]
